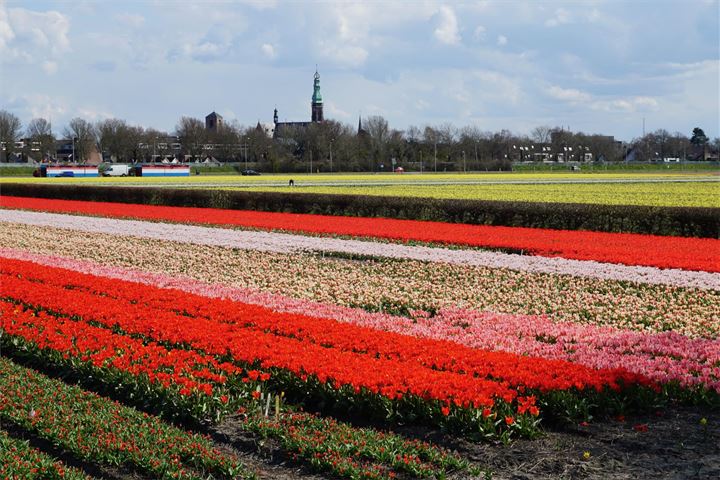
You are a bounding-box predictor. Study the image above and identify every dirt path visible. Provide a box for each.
[444,405,719,480]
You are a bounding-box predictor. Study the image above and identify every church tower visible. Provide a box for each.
[311,69,323,123]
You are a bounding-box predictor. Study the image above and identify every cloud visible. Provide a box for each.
[261,43,276,59]
[546,85,592,103]
[0,5,15,50]
[545,8,572,27]
[318,41,368,67]
[179,40,229,62]
[3,93,67,122]
[591,96,659,112]
[473,25,486,40]
[0,4,70,69]
[115,13,145,28]
[496,35,507,46]
[6,7,70,55]
[42,60,57,74]
[326,101,350,119]
[76,107,113,121]
[548,85,659,112]
[434,5,460,45]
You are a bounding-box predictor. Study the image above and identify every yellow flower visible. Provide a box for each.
[582,451,591,460]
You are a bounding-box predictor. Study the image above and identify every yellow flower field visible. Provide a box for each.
[2,172,718,207]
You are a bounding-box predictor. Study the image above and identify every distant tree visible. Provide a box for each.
[531,125,552,144]
[458,126,485,168]
[690,127,709,146]
[96,118,145,162]
[26,117,56,161]
[175,117,206,160]
[364,115,389,167]
[209,122,241,162]
[63,118,96,162]
[143,128,171,162]
[0,110,23,162]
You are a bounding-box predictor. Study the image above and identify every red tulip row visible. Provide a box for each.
[1,267,514,412]
[2,195,718,272]
[2,258,655,424]
[0,428,91,480]
[0,300,245,399]
[0,357,253,479]
[0,301,475,478]
[0,257,651,396]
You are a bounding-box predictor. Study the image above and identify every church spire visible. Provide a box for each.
[311,68,324,122]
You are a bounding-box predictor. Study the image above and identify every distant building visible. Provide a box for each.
[273,69,324,139]
[205,111,223,131]
[357,116,369,137]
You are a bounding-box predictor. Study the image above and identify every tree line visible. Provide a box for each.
[0,109,717,171]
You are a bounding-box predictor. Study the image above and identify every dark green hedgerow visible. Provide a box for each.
[1,183,718,237]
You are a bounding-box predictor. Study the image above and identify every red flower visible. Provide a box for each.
[633,423,649,432]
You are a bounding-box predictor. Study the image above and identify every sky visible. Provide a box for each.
[1,0,718,141]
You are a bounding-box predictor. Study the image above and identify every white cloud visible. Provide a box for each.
[261,43,276,59]
[115,13,145,28]
[496,35,507,46]
[76,107,113,121]
[473,25,486,40]
[7,7,70,54]
[0,4,70,69]
[318,41,368,67]
[546,85,592,103]
[545,8,572,27]
[434,5,460,45]
[548,85,659,112]
[181,40,228,61]
[0,5,15,50]
[591,96,659,112]
[326,101,350,119]
[42,60,57,74]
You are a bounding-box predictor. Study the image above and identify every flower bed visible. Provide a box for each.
[0,357,252,480]
[243,412,479,479]
[0,429,91,480]
[2,195,718,272]
[2,257,666,434]
[0,303,474,479]
[3,209,718,290]
[0,300,251,420]
[1,225,717,338]
[6,250,716,393]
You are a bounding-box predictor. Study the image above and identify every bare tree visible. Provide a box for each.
[176,116,206,160]
[364,115,389,166]
[63,118,96,162]
[531,125,552,144]
[0,110,23,162]
[26,118,56,161]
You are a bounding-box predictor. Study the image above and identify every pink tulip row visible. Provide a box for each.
[1,209,718,290]
[3,248,717,393]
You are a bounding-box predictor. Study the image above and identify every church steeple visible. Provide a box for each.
[273,107,278,125]
[311,68,324,122]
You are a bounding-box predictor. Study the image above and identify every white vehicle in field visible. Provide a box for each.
[101,164,131,176]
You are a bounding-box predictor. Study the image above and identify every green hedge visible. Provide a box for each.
[2,183,718,237]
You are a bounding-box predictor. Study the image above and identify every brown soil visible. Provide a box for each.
[207,405,719,480]
[407,405,720,480]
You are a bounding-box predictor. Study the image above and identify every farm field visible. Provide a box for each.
[2,171,718,207]
[0,180,719,479]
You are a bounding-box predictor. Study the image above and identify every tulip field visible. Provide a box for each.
[0,178,718,479]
